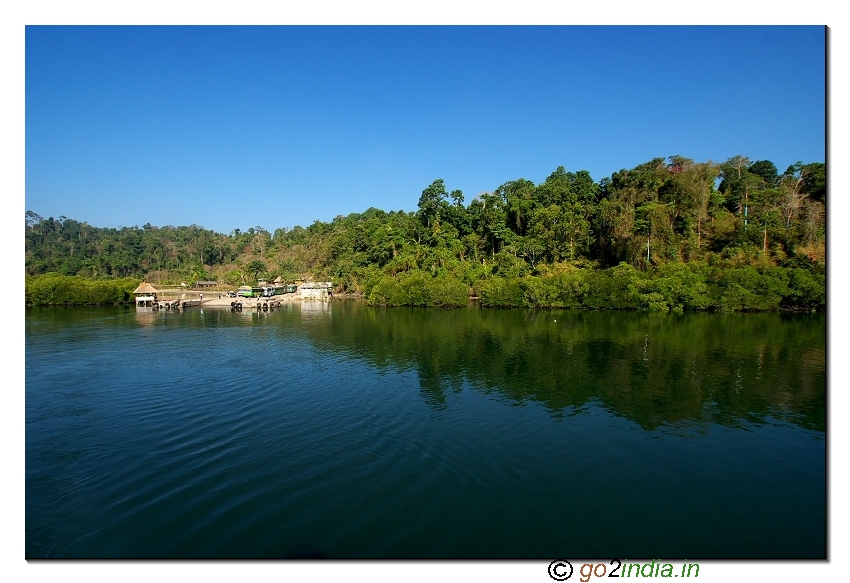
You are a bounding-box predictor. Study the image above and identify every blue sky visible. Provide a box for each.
[25,25,825,234]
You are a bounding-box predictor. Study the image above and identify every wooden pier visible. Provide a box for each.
[147,299,204,311]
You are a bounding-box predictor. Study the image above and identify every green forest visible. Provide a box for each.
[25,155,825,310]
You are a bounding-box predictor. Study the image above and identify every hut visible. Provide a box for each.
[133,282,159,307]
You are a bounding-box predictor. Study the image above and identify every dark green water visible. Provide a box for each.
[25,302,825,558]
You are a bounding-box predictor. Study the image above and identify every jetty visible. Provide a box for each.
[134,280,335,311]
[148,299,203,311]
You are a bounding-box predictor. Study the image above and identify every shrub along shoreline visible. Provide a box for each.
[25,274,141,306]
[26,262,824,312]
[364,262,824,312]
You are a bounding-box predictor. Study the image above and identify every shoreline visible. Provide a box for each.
[173,291,360,308]
[196,294,301,308]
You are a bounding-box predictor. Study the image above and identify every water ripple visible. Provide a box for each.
[27,306,825,558]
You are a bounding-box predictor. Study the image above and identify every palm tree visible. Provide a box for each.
[247,260,267,283]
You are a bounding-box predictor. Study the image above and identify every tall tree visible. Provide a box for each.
[800,162,826,203]
[749,160,779,186]
[417,180,448,228]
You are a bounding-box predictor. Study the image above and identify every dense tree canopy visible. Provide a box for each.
[26,154,825,310]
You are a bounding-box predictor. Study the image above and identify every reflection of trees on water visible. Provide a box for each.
[300,302,825,432]
[58,303,823,431]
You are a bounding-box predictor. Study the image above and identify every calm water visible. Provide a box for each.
[25,302,825,558]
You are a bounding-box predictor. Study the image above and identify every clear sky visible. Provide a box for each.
[25,25,825,234]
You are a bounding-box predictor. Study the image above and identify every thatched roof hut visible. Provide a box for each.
[133,282,159,307]
[133,282,158,295]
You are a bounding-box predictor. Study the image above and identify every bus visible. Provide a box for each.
[239,285,292,297]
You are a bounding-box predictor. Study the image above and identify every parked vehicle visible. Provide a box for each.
[261,286,285,297]
[226,291,237,298]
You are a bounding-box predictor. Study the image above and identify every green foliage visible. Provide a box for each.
[477,261,820,312]
[429,275,470,307]
[709,266,788,312]
[25,154,825,311]
[479,276,527,308]
[582,263,642,309]
[480,268,595,309]
[26,273,139,305]
[800,162,826,202]
[749,160,779,185]
[520,276,565,308]
[367,271,469,307]
[417,179,449,228]
[783,267,825,310]
[246,260,268,282]
[645,262,712,311]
